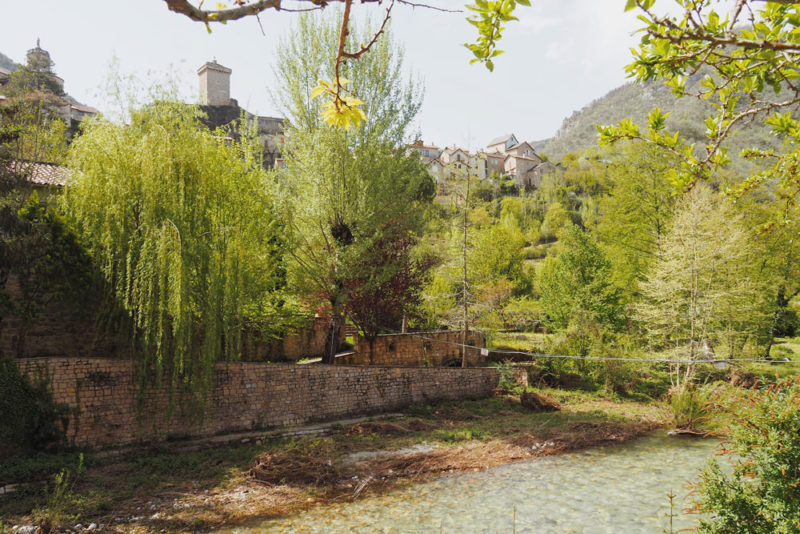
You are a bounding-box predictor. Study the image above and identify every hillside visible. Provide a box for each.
[0,51,17,71]
[540,77,785,174]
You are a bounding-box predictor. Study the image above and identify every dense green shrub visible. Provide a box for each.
[669,383,714,431]
[0,357,70,458]
[695,379,800,533]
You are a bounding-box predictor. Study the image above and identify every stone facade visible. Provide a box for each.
[15,358,498,449]
[0,274,128,359]
[242,317,344,362]
[342,330,487,367]
[198,61,231,106]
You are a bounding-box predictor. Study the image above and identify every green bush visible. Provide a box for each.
[694,379,800,533]
[496,360,516,391]
[669,384,713,431]
[0,357,70,458]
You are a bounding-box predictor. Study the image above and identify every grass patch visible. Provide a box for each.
[490,332,547,352]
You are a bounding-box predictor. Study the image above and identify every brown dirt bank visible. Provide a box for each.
[1,390,669,534]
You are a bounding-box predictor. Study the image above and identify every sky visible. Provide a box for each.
[0,1,645,150]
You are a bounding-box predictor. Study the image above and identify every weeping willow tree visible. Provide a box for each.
[63,101,288,405]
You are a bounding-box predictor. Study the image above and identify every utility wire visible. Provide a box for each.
[408,333,800,366]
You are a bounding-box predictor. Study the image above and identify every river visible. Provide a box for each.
[225,433,722,533]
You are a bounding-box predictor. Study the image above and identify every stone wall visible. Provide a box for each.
[342,330,487,367]
[15,358,498,449]
[0,274,127,359]
[242,317,344,362]
[1,274,337,363]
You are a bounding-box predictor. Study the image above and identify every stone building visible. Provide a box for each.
[196,60,285,168]
[413,132,555,190]
[0,41,99,132]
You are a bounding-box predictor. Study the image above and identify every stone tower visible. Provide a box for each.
[198,60,232,106]
[26,38,53,72]
[25,39,64,93]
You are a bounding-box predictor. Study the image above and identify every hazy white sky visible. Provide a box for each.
[0,1,644,149]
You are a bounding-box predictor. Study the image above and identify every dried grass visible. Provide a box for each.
[341,418,435,436]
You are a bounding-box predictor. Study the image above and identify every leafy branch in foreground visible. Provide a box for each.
[601,0,800,206]
[465,0,530,72]
[164,0,529,125]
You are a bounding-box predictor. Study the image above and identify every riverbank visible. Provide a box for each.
[1,389,669,533]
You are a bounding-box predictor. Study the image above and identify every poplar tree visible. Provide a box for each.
[275,13,433,363]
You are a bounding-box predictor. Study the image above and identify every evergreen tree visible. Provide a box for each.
[538,225,623,331]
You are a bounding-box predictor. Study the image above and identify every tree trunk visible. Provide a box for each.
[763,285,789,359]
[368,337,375,365]
[323,307,341,365]
[461,172,470,368]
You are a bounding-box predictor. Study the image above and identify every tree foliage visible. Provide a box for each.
[600,0,800,207]
[276,13,434,362]
[635,185,763,386]
[538,225,623,331]
[343,235,435,360]
[695,379,800,534]
[63,101,288,400]
[594,142,678,295]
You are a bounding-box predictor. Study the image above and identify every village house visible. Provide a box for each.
[413,132,555,190]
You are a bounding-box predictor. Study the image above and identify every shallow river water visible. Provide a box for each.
[229,433,722,533]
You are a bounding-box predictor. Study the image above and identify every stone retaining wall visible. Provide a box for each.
[343,330,487,367]
[15,358,498,449]
[241,317,344,362]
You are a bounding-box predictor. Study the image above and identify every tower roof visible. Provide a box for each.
[197,60,232,75]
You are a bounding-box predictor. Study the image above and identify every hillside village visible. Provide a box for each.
[3,3,800,532]
[410,133,557,190]
[2,43,557,194]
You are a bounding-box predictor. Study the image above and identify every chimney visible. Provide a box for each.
[198,60,232,106]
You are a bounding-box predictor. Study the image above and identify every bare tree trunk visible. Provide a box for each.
[368,337,375,365]
[461,173,470,368]
[323,306,341,365]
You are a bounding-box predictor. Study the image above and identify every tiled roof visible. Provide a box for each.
[8,160,68,186]
[508,141,534,151]
[70,103,99,114]
[488,134,514,146]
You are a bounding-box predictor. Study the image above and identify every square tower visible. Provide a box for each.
[198,61,232,106]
